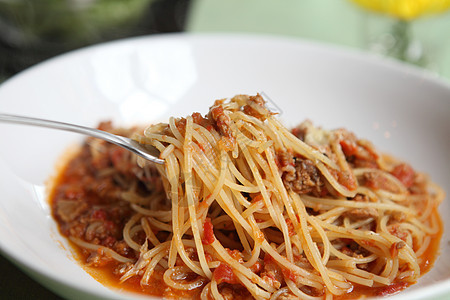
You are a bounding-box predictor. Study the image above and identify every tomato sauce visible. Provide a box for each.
[50,143,443,299]
[50,140,204,298]
[48,122,444,299]
[336,209,443,299]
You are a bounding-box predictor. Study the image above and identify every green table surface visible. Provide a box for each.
[187,0,450,80]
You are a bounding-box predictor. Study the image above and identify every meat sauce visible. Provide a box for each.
[49,128,251,299]
[49,121,443,299]
[335,213,442,299]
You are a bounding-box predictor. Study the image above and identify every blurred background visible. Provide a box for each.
[0,0,449,298]
[0,0,190,82]
[1,0,449,83]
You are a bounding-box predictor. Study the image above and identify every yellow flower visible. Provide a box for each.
[351,0,450,20]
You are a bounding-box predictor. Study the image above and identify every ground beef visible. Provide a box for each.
[282,157,325,195]
[52,125,164,264]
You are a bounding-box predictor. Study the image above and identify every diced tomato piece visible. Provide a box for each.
[337,171,358,191]
[250,261,262,273]
[282,268,298,282]
[329,168,357,191]
[391,163,415,188]
[340,139,358,157]
[213,263,238,284]
[251,194,263,203]
[202,218,215,245]
[390,242,400,258]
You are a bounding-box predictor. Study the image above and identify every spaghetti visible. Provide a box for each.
[51,94,444,299]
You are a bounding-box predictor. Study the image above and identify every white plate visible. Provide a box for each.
[0,33,449,300]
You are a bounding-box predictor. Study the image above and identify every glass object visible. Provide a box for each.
[350,0,450,68]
